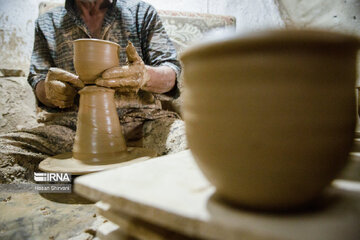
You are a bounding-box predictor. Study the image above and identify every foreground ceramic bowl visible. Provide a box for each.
[181,30,359,210]
[73,39,120,84]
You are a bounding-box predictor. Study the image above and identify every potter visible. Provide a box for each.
[40,26,173,172]
[181,29,359,210]
[0,0,187,183]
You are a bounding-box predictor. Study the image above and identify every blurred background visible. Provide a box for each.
[0,0,359,75]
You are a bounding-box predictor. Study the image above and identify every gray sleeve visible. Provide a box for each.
[27,18,54,90]
[140,5,182,98]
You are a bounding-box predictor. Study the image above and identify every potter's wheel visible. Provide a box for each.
[39,86,157,175]
[39,147,157,175]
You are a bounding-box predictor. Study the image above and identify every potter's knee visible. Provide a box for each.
[143,118,188,155]
[166,119,188,153]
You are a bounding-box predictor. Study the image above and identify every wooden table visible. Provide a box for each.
[75,150,360,240]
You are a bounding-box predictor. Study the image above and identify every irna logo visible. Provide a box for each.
[34,172,71,182]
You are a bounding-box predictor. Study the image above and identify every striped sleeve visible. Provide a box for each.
[27,18,55,90]
[140,5,181,81]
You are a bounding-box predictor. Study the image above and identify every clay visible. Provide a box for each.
[73,39,120,84]
[95,41,149,92]
[0,77,37,134]
[180,29,360,210]
[39,148,156,175]
[72,86,127,162]
[39,86,157,174]
[45,67,85,108]
[39,40,159,175]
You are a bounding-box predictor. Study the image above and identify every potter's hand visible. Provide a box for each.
[45,67,84,108]
[95,41,150,92]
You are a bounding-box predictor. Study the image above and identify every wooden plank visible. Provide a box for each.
[96,201,200,240]
[97,220,134,240]
[75,150,360,240]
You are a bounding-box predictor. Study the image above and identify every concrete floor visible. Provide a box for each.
[0,184,104,240]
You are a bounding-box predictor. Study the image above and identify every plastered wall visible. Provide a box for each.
[144,0,284,33]
[277,0,360,35]
[0,0,359,75]
[0,0,64,75]
[276,0,360,85]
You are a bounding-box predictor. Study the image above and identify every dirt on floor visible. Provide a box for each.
[0,186,105,240]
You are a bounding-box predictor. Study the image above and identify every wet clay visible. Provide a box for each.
[39,39,158,174]
[73,39,120,84]
[39,86,157,174]
[180,29,360,210]
[72,86,127,162]
[95,41,150,92]
[39,148,156,175]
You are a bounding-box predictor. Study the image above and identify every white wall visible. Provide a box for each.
[277,0,360,35]
[0,0,63,73]
[276,0,360,85]
[1,0,359,74]
[0,0,38,72]
[144,0,209,13]
[144,0,285,33]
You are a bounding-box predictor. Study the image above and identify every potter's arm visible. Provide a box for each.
[141,6,181,95]
[96,42,176,94]
[28,19,54,107]
[34,69,83,109]
[143,65,176,94]
[96,6,180,95]
[28,20,83,109]
[35,80,54,107]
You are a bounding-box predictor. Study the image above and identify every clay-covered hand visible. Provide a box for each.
[45,67,85,108]
[95,41,150,92]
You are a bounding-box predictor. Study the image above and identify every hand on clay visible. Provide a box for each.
[45,67,85,108]
[95,41,150,92]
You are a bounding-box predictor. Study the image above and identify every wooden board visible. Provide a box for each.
[97,220,134,240]
[75,150,360,240]
[96,201,198,240]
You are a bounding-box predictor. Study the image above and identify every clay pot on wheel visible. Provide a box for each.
[38,40,157,175]
[73,39,120,84]
[39,86,157,174]
[181,30,359,210]
[72,86,127,163]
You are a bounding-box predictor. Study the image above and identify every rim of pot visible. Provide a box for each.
[73,38,120,48]
[180,29,360,61]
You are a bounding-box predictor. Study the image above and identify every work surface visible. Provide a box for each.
[75,150,360,240]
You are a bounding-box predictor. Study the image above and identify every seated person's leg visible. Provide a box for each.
[142,117,187,156]
[0,125,76,184]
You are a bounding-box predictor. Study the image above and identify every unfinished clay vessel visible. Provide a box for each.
[73,86,127,162]
[73,39,120,84]
[181,30,359,210]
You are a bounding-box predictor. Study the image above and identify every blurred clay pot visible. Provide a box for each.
[72,86,127,163]
[181,30,359,210]
[73,39,120,84]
